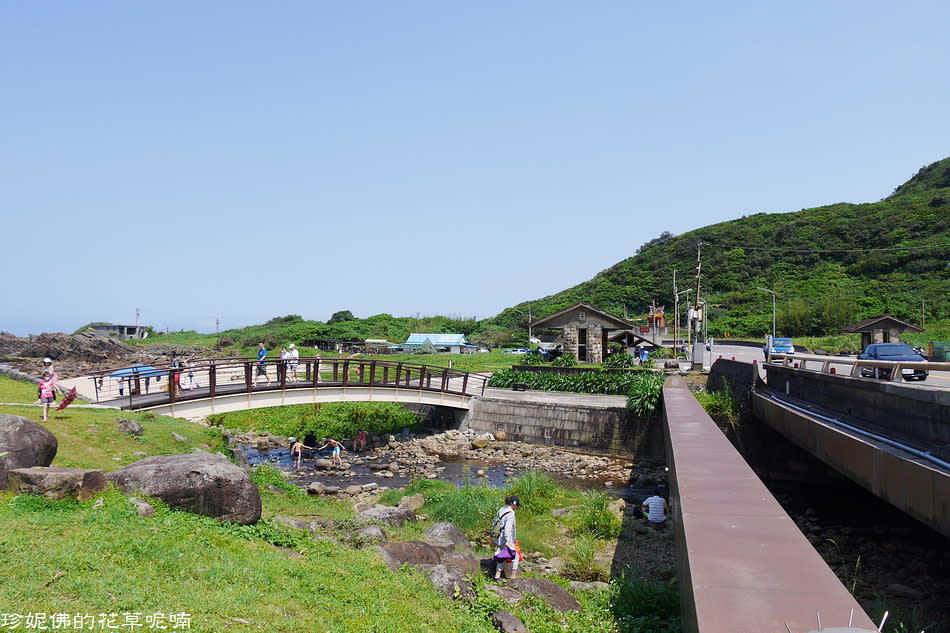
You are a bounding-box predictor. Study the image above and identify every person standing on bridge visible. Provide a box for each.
[256,343,271,385]
[288,343,300,381]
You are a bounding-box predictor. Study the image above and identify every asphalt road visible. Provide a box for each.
[707,342,950,389]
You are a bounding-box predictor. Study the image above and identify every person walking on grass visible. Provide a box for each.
[38,371,56,422]
[492,495,520,580]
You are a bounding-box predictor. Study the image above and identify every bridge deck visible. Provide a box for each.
[663,375,875,633]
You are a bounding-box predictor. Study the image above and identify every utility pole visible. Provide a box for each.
[673,269,678,354]
[694,242,703,348]
[216,316,220,335]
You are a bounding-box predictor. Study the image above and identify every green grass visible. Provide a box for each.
[0,489,481,633]
[209,401,422,441]
[0,375,39,403]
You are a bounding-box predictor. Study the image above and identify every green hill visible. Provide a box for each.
[494,157,950,339]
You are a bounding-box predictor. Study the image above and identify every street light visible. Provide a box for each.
[756,287,776,341]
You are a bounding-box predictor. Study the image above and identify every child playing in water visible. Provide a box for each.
[289,437,314,469]
[318,437,345,466]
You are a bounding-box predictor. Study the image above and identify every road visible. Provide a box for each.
[707,342,950,388]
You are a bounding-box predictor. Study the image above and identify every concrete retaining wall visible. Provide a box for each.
[765,364,950,445]
[464,396,663,458]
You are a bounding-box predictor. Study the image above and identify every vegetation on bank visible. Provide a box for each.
[0,395,682,633]
[208,402,422,441]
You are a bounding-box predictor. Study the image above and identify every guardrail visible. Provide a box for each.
[767,352,950,381]
[89,357,488,408]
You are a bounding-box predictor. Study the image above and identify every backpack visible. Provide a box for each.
[489,508,511,540]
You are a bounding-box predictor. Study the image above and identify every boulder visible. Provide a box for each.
[117,419,144,436]
[106,451,262,524]
[487,585,524,605]
[313,459,333,470]
[470,438,490,449]
[494,431,507,441]
[357,505,416,527]
[377,541,444,572]
[398,493,425,512]
[426,564,473,600]
[440,550,480,576]
[7,467,106,500]
[491,610,527,633]
[0,414,58,488]
[307,481,326,495]
[350,524,388,545]
[343,484,363,496]
[508,578,581,612]
[172,432,189,443]
[422,522,470,551]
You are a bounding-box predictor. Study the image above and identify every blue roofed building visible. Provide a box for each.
[394,333,476,354]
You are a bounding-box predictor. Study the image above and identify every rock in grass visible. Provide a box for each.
[0,414,58,488]
[107,451,261,524]
[491,610,527,633]
[507,577,581,612]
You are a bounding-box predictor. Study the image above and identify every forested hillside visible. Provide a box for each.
[493,157,950,338]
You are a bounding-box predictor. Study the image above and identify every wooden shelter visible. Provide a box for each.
[840,314,923,350]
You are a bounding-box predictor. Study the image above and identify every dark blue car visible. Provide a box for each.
[858,343,928,381]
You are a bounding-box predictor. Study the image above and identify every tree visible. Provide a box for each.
[328,310,355,324]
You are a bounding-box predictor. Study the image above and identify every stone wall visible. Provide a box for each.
[463,396,664,460]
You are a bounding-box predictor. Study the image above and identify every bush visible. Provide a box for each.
[627,372,666,417]
[575,490,621,539]
[423,482,501,532]
[552,354,576,367]
[506,470,559,513]
[602,351,637,369]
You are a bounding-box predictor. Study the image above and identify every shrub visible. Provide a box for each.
[602,350,637,369]
[506,469,559,513]
[627,372,666,417]
[575,490,620,539]
[552,354,577,367]
[423,482,501,533]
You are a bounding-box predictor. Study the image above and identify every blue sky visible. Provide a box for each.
[3,1,949,336]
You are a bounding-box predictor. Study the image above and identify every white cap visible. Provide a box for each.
[43,357,52,363]
[289,343,295,349]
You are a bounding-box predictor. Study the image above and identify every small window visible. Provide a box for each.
[579,311,586,322]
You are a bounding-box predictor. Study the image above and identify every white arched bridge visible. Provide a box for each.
[89,357,488,418]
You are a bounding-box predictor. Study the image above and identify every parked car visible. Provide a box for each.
[763,337,795,358]
[502,347,530,355]
[858,343,928,381]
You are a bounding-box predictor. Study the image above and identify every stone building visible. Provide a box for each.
[530,303,634,364]
[840,314,923,350]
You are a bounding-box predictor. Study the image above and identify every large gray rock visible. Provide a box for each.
[106,451,261,524]
[508,578,581,612]
[0,414,58,488]
[377,541,448,572]
[422,522,471,551]
[7,467,106,500]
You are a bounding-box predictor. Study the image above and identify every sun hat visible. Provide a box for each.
[43,357,52,363]
[289,343,295,349]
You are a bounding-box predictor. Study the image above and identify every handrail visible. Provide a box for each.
[767,352,950,381]
[88,356,488,405]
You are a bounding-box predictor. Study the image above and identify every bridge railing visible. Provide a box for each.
[88,357,488,407]
[767,352,950,381]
